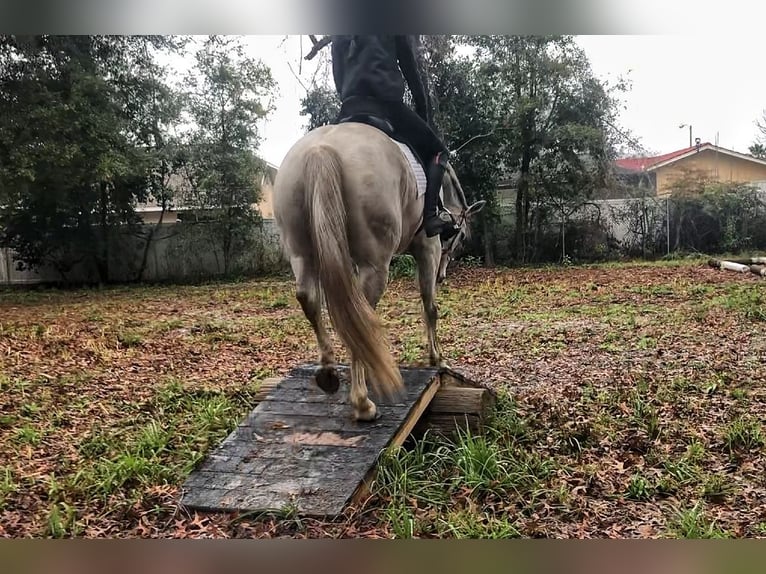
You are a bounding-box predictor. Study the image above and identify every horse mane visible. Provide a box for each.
[445,162,469,210]
[444,163,476,241]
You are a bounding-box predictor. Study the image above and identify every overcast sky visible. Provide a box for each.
[218,35,766,166]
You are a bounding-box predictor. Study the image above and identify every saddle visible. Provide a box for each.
[337,114,428,171]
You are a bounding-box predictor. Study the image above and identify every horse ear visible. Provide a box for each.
[466,200,487,216]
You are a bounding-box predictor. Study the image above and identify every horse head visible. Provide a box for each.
[437,162,486,283]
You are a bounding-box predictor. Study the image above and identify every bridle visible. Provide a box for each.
[441,208,467,256]
[441,166,471,256]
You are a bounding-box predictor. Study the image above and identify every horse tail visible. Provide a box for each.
[303,144,403,400]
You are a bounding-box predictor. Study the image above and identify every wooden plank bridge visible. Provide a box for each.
[180,363,493,518]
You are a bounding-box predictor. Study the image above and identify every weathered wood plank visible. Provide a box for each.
[348,372,442,508]
[181,363,441,517]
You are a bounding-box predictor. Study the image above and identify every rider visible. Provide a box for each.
[330,35,460,241]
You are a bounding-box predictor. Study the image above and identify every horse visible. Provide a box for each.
[272,121,485,422]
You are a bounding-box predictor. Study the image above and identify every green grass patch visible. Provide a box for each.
[668,502,729,539]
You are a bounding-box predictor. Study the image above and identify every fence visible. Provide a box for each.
[1,219,286,286]
[3,190,765,285]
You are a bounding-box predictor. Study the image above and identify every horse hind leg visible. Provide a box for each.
[292,256,339,393]
[349,357,377,421]
[349,263,391,421]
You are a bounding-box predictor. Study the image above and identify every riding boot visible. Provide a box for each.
[423,153,459,240]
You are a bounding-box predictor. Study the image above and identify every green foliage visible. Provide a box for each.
[722,415,764,453]
[669,502,729,539]
[0,35,184,282]
[426,37,504,262]
[749,142,766,159]
[0,35,276,284]
[180,36,276,276]
[300,85,340,131]
[389,254,417,280]
[668,174,766,254]
[456,35,628,263]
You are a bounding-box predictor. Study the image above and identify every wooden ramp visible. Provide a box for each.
[180,363,444,517]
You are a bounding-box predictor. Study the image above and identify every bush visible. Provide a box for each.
[389,254,417,280]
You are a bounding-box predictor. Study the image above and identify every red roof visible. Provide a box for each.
[616,142,713,172]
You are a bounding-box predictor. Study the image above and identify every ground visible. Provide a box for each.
[0,259,764,538]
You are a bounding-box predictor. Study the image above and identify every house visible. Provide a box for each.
[615,142,766,196]
[135,160,280,224]
[255,161,279,218]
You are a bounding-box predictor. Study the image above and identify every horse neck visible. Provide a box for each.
[442,176,467,215]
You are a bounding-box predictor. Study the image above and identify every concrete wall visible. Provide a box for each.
[0,219,286,285]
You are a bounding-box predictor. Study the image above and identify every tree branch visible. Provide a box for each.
[305,36,332,61]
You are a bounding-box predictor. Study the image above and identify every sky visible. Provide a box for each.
[211,35,766,167]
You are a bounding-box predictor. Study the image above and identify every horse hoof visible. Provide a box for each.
[315,366,340,394]
[354,400,380,422]
[355,411,381,422]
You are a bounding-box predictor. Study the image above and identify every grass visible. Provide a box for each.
[722,416,764,454]
[0,259,765,538]
[626,473,653,501]
[374,412,547,538]
[668,503,730,539]
[716,286,766,321]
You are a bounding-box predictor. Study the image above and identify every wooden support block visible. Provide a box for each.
[416,375,497,438]
[417,413,483,436]
[429,386,494,416]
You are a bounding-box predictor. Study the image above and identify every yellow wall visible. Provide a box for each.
[257,180,275,219]
[656,149,766,195]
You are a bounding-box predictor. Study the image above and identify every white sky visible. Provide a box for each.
[193,35,766,166]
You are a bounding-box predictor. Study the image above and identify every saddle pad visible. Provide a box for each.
[393,141,442,201]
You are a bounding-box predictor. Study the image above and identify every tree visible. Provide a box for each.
[181,35,275,276]
[121,38,189,281]
[425,36,505,265]
[300,85,340,131]
[0,35,181,283]
[466,35,625,262]
[751,110,766,158]
[749,142,766,159]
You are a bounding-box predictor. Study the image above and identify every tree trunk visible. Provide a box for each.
[561,214,566,262]
[482,214,495,267]
[96,182,110,285]
[674,209,683,251]
[223,214,232,276]
[515,119,534,262]
[137,203,166,281]
[514,182,524,262]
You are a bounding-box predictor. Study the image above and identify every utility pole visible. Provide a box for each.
[679,123,692,147]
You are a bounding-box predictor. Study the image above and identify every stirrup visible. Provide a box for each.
[424,210,458,239]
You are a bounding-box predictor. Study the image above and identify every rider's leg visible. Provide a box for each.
[423,151,458,240]
[384,103,460,241]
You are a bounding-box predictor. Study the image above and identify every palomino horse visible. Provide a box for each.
[273,122,485,421]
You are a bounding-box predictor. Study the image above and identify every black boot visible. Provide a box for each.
[423,153,459,240]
